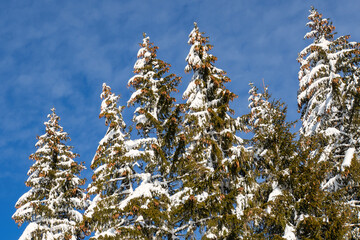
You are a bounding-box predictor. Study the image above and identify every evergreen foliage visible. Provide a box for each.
[13,108,86,240]
[245,83,297,239]
[84,83,145,239]
[293,136,350,240]
[298,7,360,238]
[246,83,351,239]
[126,34,181,239]
[13,7,360,240]
[173,23,249,239]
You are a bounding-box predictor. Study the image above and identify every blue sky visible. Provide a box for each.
[2,0,360,238]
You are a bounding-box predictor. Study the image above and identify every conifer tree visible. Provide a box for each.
[292,135,350,240]
[127,33,182,175]
[244,83,296,239]
[298,7,360,237]
[84,83,149,239]
[297,7,359,170]
[13,108,86,240]
[127,34,181,239]
[175,23,248,239]
[244,83,348,239]
[297,6,339,137]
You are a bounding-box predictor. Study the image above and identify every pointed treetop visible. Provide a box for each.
[101,82,112,99]
[187,22,205,45]
[141,33,150,48]
[185,22,212,73]
[305,6,335,41]
[99,83,125,129]
[48,107,58,120]
[44,107,64,134]
[248,82,270,112]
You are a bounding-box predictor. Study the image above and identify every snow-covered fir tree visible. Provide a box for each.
[127,34,182,179]
[84,83,149,239]
[126,34,182,239]
[297,6,339,137]
[244,83,297,239]
[174,23,249,239]
[245,83,348,239]
[292,135,351,240]
[13,7,360,240]
[298,7,360,238]
[13,108,87,240]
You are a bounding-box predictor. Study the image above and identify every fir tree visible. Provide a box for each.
[13,108,86,240]
[297,6,339,137]
[175,23,248,239]
[128,33,181,140]
[127,34,181,239]
[244,83,296,239]
[245,83,349,239]
[298,7,360,237]
[84,83,148,239]
[127,33,182,177]
[292,135,350,240]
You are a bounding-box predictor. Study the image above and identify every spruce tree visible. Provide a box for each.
[128,33,181,141]
[297,6,339,137]
[245,83,348,239]
[127,34,181,239]
[298,7,360,237]
[244,83,296,239]
[84,83,148,239]
[175,23,248,239]
[13,108,86,240]
[292,135,350,240]
[127,33,181,174]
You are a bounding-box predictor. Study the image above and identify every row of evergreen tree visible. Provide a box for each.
[13,7,360,239]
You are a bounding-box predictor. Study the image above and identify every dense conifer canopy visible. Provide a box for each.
[13,7,360,240]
